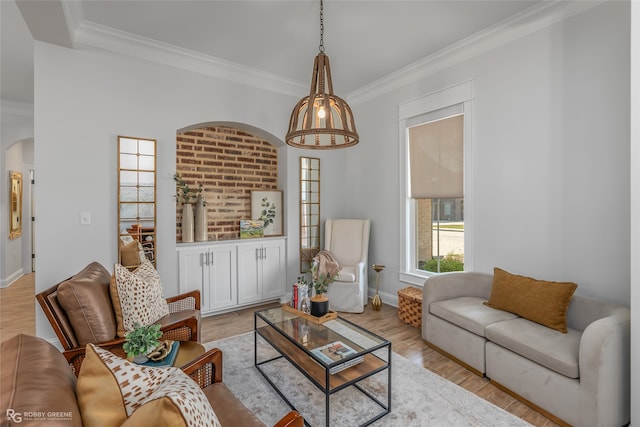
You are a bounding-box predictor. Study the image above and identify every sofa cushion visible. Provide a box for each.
[56,262,117,345]
[0,334,82,427]
[430,297,519,336]
[485,267,577,333]
[485,317,581,378]
[77,344,221,427]
[111,260,170,337]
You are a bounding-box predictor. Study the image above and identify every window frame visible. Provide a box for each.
[398,81,474,286]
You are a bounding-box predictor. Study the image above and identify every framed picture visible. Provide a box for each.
[240,220,264,239]
[251,190,283,237]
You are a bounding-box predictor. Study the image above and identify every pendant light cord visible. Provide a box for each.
[319,0,324,53]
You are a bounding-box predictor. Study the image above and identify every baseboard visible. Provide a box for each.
[0,269,24,288]
[368,289,399,307]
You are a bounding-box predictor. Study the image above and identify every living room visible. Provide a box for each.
[1,1,638,426]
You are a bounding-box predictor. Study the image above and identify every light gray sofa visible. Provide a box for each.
[421,271,630,427]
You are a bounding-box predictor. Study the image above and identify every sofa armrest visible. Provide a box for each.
[63,340,129,376]
[167,290,201,312]
[422,271,493,308]
[181,347,223,389]
[273,411,304,427]
[577,307,630,426]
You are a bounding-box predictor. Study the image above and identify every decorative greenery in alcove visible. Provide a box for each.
[175,125,279,242]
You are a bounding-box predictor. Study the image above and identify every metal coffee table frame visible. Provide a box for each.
[254,307,391,427]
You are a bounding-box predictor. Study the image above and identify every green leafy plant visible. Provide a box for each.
[259,197,276,227]
[174,173,203,205]
[123,323,162,358]
[310,260,339,296]
[420,254,464,273]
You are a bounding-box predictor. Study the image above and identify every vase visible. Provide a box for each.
[195,194,208,242]
[129,354,148,364]
[310,295,329,317]
[182,203,194,243]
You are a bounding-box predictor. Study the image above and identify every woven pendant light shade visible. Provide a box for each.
[285,3,358,149]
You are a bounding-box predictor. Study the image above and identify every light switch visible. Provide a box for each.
[80,211,91,225]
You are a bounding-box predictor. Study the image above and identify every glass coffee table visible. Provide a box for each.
[255,306,391,427]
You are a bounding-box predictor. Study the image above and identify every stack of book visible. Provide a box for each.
[311,340,363,374]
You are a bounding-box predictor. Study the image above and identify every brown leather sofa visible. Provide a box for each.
[0,334,303,427]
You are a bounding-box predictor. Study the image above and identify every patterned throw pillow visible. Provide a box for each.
[112,260,170,336]
[77,344,221,427]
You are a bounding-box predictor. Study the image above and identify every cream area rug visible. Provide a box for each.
[205,332,531,427]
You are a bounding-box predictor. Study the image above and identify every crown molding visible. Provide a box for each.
[347,0,606,105]
[61,0,84,48]
[73,20,306,98]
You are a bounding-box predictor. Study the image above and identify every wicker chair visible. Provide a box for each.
[36,262,200,370]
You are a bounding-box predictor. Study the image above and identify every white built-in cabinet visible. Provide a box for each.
[177,238,286,316]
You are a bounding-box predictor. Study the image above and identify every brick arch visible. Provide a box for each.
[175,123,279,241]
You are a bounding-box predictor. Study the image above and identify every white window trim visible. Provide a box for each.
[398,80,474,287]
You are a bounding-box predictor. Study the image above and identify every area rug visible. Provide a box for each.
[205,332,531,426]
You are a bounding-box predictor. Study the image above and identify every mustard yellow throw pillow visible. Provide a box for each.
[485,267,577,333]
[77,344,221,427]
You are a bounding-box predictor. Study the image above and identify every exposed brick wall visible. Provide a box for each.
[416,199,433,264]
[176,126,278,241]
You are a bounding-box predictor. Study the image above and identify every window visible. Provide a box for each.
[409,114,464,273]
[398,82,472,285]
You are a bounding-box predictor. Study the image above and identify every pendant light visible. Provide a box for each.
[285,0,359,149]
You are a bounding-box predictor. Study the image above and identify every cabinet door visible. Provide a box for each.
[237,242,261,305]
[209,245,237,311]
[262,239,286,300]
[177,247,208,310]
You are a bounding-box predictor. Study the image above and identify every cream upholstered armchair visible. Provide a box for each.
[324,219,371,313]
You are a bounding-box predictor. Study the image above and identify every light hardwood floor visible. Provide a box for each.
[1,273,558,426]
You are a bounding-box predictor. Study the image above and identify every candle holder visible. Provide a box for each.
[371,264,385,311]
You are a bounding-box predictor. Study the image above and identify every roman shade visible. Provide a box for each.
[408,113,463,199]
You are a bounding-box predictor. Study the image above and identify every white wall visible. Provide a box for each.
[350,1,631,307]
[33,42,300,339]
[630,1,639,424]
[1,102,33,286]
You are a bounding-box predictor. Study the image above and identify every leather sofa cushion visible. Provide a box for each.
[78,344,221,427]
[203,382,265,427]
[430,297,518,336]
[485,317,581,378]
[57,262,116,346]
[0,334,82,427]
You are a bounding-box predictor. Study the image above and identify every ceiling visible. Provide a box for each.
[2,0,546,106]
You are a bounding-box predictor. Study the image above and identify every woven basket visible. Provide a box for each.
[398,287,423,328]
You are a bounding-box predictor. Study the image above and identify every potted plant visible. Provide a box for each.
[310,259,339,317]
[123,323,162,363]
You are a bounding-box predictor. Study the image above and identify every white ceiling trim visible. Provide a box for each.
[62,0,603,105]
[73,20,307,98]
[347,0,605,105]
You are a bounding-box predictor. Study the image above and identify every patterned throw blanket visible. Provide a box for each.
[312,250,341,281]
